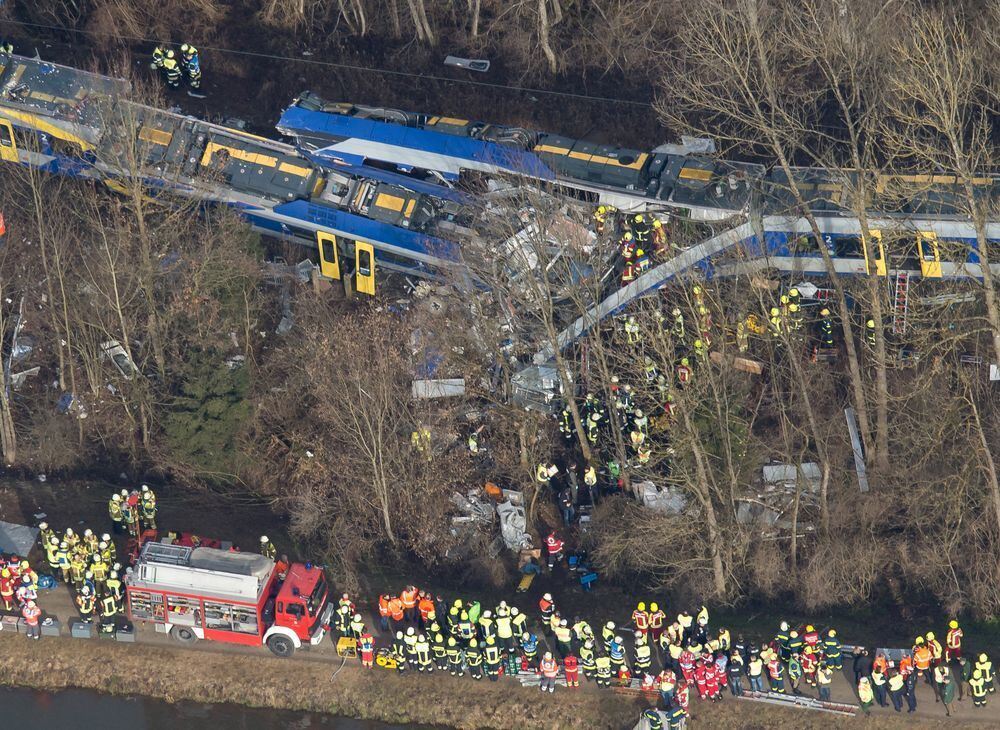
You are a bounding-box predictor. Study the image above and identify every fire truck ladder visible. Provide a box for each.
[892,271,910,335]
[140,541,193,565]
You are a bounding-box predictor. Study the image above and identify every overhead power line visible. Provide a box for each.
[1,18,655,108]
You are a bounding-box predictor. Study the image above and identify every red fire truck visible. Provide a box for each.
[125,541,333,657]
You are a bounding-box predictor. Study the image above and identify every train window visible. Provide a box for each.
[834,236,863,258]
[0,122,11,147]
[358,247,372,277]
[792,234,822,253]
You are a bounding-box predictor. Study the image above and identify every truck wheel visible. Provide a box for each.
[267,634,295,658]
[171,626,198,644]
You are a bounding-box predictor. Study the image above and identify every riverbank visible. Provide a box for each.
[0,633,993,730]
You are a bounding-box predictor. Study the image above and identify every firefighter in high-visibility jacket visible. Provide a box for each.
[925,631,943,665]
[577,639,596,679]
[90,555,108,595]
[465,638,483,679]
[45,537,61,575]
[100,592,118,632]
[634,631,652,672]
[76,586,95,621]
[392,631,408,673]
[818,308,835,348]
[431,632,447,670]
[414,633,432,672]
[823,629,842,669]
[484,636,503,681]
[521,631,539,668]
[69,553,86,592]
[161,50,182,88]
[976,653,995,693]
[108,493,125,534]
[595,654,613,687]
[446,636,464,676]
[946,620,963,661]
[971,669,988,707]
[106,571,123,603]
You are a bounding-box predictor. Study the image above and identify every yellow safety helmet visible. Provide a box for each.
[806,625,814,632]
[166,50,175,59]
[780,295,789,304]
[597,205,607,214]
[650,602,658,612]
[789,288,799,297]
[693,339,704,349]
[623,232,634,241]
[828,629,837,637]
[181,44,190,54]
[915,636,924,645]
[653,219,662,228]
[634,214,645,223]
[770,307,779,316]
[637,602,646,611]
[949,620,959,629]
[820,308,830,316]
[866,319,875,328]
[980,653,988,662]
[925,631,935,641]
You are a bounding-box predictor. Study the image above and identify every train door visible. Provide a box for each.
[316,231,341,280]
[917,231,942,278]
[355,242,376,296]
[862,229,887,276]
[0,120,18,163]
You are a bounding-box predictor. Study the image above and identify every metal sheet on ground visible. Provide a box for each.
[0,521,38,555]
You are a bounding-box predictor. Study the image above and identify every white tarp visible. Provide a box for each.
[0,521,39,555]
[496,501,527,550]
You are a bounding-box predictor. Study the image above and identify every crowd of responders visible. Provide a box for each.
[333,587,997,726]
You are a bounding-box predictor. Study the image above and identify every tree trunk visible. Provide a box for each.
[869,278,891,473]
[538,0,558,74]
[471,0,481,36]
[968,395,1000,539]
[682,409,727,598]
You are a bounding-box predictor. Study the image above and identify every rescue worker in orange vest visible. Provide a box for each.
[539,651,559,693]
[417,591,436,629]
[912,636,932,679]
[946,620,963,662]
[926,631,943,667]
[377,594,391,632]
[538,593,555,630]
[648,602,666,643]
[632,602,650,640]
[400,585,418,624]
[388,595,404,631]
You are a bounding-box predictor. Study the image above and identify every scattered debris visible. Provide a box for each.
[630,480,687,514]
[412,378,466,399]
[100,340,137,379]
[444,56,490,73]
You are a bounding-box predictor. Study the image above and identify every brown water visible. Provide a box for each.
[0,687,415,729]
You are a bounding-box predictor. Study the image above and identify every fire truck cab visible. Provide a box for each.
[126,541,332,657]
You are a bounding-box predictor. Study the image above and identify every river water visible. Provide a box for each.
[0,686,408,729]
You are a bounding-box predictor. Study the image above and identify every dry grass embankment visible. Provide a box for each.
[0,633,995,729]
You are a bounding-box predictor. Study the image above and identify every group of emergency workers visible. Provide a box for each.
[151,43,202,89]
[332,577,998,727]
[854,623,995,715]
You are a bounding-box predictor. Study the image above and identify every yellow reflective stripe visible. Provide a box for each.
[533,144,570,156]
[200,141,277,168]
[139,127,173,146]
[278,161,312,177]
[568,151,592,161]
[679,167,712,181]
[404,198,416,217]
[433,117,468,126]
[615,152,649,170]
[375,192,405,212]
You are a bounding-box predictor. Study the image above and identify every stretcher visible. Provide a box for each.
[516,572,536,593]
